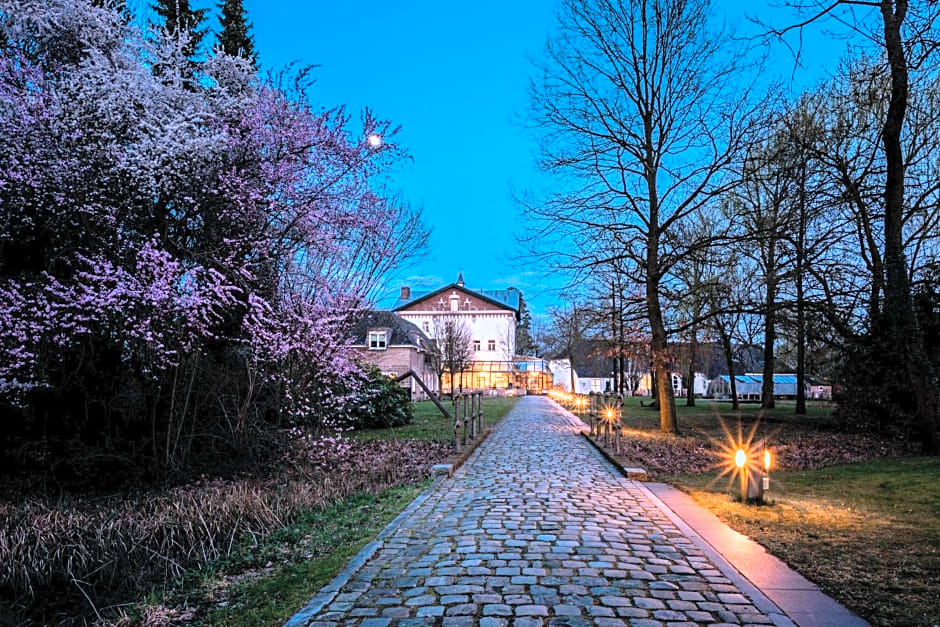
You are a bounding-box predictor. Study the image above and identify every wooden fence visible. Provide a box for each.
[452,391,484,450]
[550,390,624,453]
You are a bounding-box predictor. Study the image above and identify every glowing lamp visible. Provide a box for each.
[763,449,772,471]
[734,449,746,469]
[606,408,613,420]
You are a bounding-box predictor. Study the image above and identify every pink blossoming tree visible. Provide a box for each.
[0,0,427,476]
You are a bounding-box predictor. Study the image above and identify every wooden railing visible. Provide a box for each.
[452,391,484,450]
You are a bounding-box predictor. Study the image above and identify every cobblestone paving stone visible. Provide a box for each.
[301,396,775,626]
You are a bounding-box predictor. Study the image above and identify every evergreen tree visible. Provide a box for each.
[515,292,535,356]
[151,0,207,60]
[217,0,257,65]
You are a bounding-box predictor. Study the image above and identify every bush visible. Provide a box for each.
[344,366,414,430]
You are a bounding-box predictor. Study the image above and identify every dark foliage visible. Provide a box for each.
[217,0,256,65]
[835,262,939,441]
[0,435,450,625]
[344,366,415,430]
[151,0,208,58]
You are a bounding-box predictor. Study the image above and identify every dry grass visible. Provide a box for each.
[571,400,912,479]
[0,437,451,625]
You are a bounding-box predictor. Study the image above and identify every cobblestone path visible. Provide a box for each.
[299,396,777,626]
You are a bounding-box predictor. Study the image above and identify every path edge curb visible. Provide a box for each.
[284,475,445,626]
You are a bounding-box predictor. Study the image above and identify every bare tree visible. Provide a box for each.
[431,315,473,394]
[768,1,939,451]
[526,0,757,433]
[548,301,588,393]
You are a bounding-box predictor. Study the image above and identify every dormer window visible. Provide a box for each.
[368,331,388,350]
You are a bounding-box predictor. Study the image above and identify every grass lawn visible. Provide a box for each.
[619,395,837,433]
[159,483,427,627]
[665,456,940,627]
[350,395,522,442]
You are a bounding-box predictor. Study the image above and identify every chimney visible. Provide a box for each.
[400,285,411,300]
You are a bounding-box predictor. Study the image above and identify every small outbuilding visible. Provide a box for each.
[707,373,812,400]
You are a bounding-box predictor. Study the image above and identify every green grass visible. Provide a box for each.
[614,396,836,434]
[350,395,522,442]
[149,483,426,627]
[667,456,940,626]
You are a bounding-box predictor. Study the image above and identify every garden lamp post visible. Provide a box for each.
[734,446,768,503]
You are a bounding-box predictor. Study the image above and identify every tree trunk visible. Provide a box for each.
[879,0,938,453]
[720,325,740,411]
[686,323,697,407]
[795,162,807,415]
[618,287,626,394]
[762,251,777,409]
[568,347,576,393]
[610,280,619,393]
[647,278,678,433]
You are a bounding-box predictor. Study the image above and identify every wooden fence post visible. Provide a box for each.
[588,392,596,436]
[462,393,469,446]
[469,392,477,439]
[615,393,623,453]
[453,393,461,449]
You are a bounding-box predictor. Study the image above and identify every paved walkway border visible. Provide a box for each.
[647,483,868,627]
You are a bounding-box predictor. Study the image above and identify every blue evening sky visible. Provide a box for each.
[155,1,855,315]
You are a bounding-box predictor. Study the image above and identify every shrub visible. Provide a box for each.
[344,366,414,430]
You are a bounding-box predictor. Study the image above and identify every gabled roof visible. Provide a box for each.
[393,283,520,314]
[349,310,430,349]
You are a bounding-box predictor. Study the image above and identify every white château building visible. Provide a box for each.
[394,274,552,393]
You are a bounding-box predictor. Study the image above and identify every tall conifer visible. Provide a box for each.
[151,0,207,60]
[217,0,257,66]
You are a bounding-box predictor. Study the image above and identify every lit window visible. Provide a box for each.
[487,339,496,351]
[368,331,387,350]
[473,340,481,352]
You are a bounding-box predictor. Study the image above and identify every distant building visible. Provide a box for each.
[393,274,552,393]
[349,311,438,400]
[552,339,709,397]
[707,374,763,400]
[707,373,811,400]
[549,339,615,394]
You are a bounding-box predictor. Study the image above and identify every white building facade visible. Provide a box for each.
[394,274,552,392]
